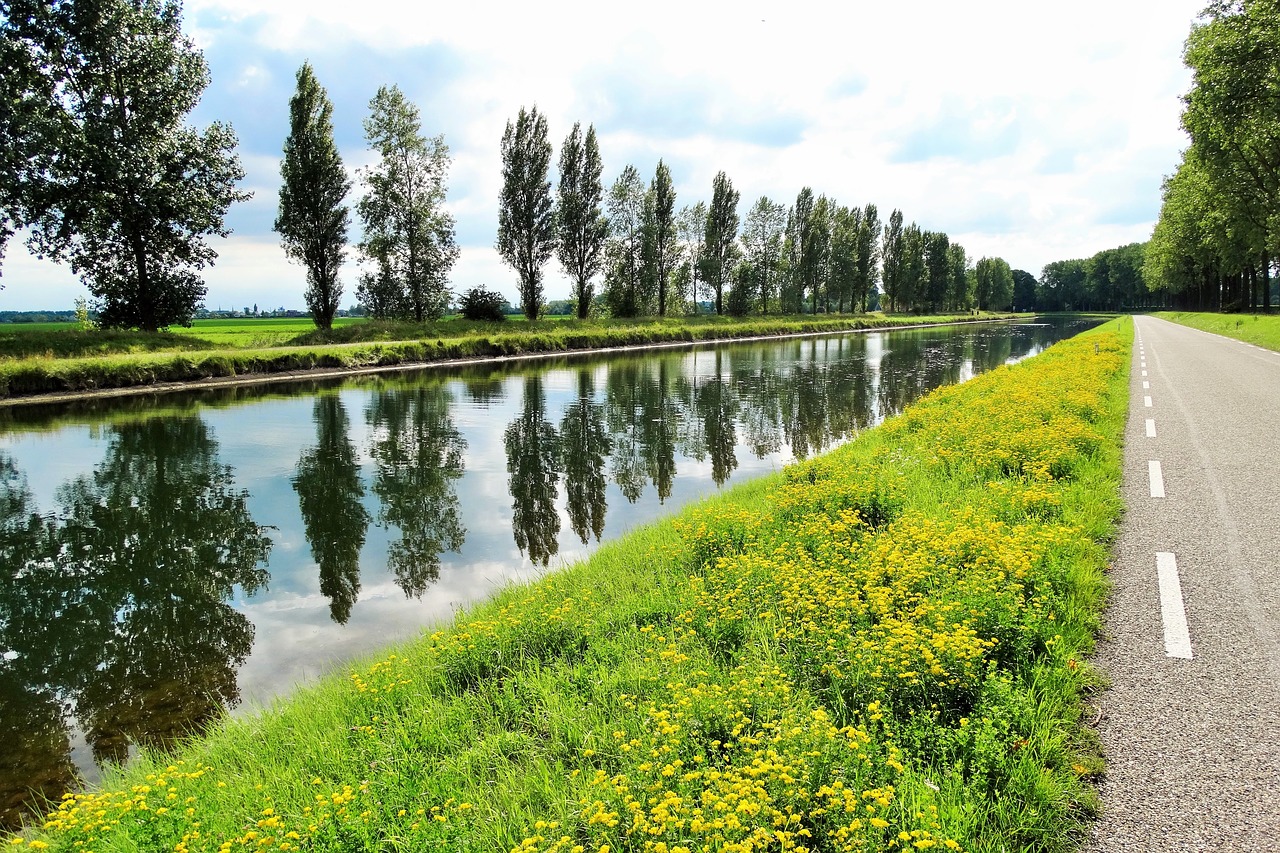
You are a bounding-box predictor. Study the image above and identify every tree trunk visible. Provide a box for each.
[131,227,155,331]
[1264,250,1273,313]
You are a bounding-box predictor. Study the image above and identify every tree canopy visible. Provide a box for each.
[498,106,557,320]
[0,0,247,329]
[276,62,351,330]
[356,85,458,321]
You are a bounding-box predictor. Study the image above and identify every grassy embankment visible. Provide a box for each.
[1154,310,1280,351]
[0,313,1013,400]
[7,319,1131,853]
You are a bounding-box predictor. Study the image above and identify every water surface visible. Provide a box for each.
[0,318,1098,825]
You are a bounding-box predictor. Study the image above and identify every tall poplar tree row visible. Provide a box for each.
[555,123,607,319]
[276,63,351,330]
[498,106,557,320]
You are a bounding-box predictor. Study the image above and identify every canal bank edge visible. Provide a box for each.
[0,314,1028,407]
[10,318,1131,853]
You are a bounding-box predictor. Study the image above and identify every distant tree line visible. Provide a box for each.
[1028,243,1151,312]
[1144,0,1278,312]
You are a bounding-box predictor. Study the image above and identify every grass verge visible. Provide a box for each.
[1154,310,1280,350]
[7,319,1131,853]
[0,313,1014,401]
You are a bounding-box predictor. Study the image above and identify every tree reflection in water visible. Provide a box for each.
[560,371,610,545]
[506,375,563,566]
[0,417,271,827]
[293,395,370,624]
[367,385,467,597]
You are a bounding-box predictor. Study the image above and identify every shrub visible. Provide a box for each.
[458,286,508,322]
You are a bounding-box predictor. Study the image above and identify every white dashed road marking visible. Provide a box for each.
[1144,395,1153,407]
[1156,552,1193,660]
[1146,419,1156,438]
[1149,460,1165,498]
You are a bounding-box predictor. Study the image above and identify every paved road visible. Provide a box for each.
[1087,316,1280,851]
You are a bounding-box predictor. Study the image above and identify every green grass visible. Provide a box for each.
[8,319,1131,853]
[1154,310,1280,351]
[0,312,1018,400]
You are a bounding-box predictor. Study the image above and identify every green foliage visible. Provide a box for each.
[640,161,679,316]
[1,0,247,329]
[701,172,742,315]
[603,166,646,317]
[1145,1,1279,311]
[974,256,1014,312]
[458,286,509,322]
[276,63,351,331]
[555,124,608,320]
[740,196,787,315]
[881,208,906,312]
[356,85,457,322]
[924,231,951,312]
[498,106,557,321]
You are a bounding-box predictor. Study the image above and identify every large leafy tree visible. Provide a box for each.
[700,171,741,315]
[357,85,458,322]
[276,62,351,330]
[556,123,607,319]
[498,105,557,320]
[974,256,1014,311]
[0,0,247,329]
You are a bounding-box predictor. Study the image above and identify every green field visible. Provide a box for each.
[7,320,1130,852]
[1155,311,1280,351]
[0,312,1019,400]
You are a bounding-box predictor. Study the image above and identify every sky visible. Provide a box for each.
[1,0,1206,313]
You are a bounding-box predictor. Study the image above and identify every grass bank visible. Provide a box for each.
[1154,310,1280,350]
[0,313,1014,401]
[7,319,1131,853]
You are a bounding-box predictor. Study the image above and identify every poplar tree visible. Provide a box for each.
[556,123,607,319]
[276,62,351,330]
[700,172,741,315]
[740,196,786,314]
[498,105,557,320]
[641,161,679,316]
[357,85,457,321]
[603,165,645,316]
[880,209,905,312]
[854,204,880,312]
[785,188,815,313]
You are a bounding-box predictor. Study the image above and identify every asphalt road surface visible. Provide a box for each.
[1087,316,1280,851]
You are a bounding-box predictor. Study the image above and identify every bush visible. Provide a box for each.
[458,286,507,322]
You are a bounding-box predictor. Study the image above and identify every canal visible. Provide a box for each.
[0,317,1098,825]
